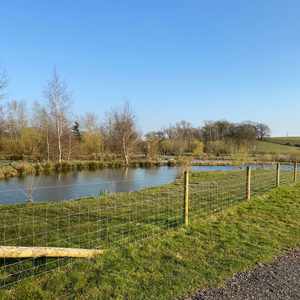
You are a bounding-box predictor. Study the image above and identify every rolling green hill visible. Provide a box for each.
[255,140,300,154]
[265,137,300,147]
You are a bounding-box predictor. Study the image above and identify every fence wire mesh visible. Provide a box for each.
[252,167,277,195]
[0,163,298,288]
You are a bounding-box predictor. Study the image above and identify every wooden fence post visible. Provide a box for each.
[246,166,251,200]
[183,170,189,226]
[294,161,297,183]
[276,163,280,187]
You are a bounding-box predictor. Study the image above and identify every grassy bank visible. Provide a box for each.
[1,181,300,299]
[1,169,289,251]
[255,140,300,155]
[0,159,181,180]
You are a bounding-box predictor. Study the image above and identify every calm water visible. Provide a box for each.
[0,165,269,204]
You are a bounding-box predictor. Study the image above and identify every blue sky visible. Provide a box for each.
[1,0,300,136]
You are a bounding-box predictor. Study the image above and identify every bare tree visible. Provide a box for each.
[144,132,162,159]
[0,69,7,100]
[103,102,138,165]
[82,112,99,132]
[5,100,28,154]
[44,69,71,163]
[0,69,8,138]
[32,102,51,161]
[256,123,271,140]
[160,121,201,155]
[80,113,102,156]
[6,100,27,138]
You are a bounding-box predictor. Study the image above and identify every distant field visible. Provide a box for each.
[254,140,300,154]
[266,137,300,147]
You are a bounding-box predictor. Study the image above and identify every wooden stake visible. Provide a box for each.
[294,161,297,183]
[276,163,280,187]
[246,166,251,200]
[183,171,189,226]
[0,246,103,258]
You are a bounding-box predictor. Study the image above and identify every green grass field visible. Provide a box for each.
[1,180,300,299]
[266,136,300,147]
[0,169,300,299]
[255,140,300,155]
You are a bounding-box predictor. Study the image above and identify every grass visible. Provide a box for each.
[0,180,299,299]
[254,137,300,160]
[1,169,287,250]
[266,136,300,147]
[255,140,300,155]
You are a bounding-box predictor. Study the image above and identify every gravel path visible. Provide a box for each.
[187,249,300,300]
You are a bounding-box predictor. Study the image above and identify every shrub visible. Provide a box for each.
[2,166,18,178]
[55,161,72,172]
[167,159,176,167]
[87,161,98,170]
[11,162,36,176]
[33,163,42,174]
[42,162,53,173]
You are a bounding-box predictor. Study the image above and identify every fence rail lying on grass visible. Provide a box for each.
[0,162,299,288]
[0,246,103,258]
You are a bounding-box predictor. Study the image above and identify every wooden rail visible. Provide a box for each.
[0,246,103,258]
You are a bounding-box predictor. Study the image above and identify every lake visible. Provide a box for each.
[0,164,271,204]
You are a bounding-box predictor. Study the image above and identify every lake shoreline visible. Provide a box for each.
[0,158,282,181]
[0,163,285,204]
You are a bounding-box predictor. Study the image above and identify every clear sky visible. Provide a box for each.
[1,0,300,136]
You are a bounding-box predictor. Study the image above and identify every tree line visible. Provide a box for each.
[0,69,271,164]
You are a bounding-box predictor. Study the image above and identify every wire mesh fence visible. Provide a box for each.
[189,172,247,219]
[252,167,277,195]
[0,162,298,288]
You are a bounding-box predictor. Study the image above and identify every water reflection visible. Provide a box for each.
[0,164,276,204]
